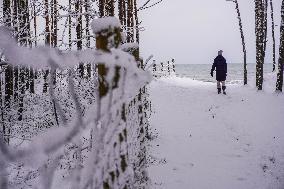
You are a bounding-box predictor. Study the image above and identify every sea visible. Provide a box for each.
[175,63,274,84]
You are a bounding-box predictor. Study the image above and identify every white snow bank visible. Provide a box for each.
[91,17,121,34]
[120,43,139,52]
[148,76,284,189]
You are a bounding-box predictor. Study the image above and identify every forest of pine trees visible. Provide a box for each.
[0,1,162,188]
[0,0,146,144]
[254,0,283,91]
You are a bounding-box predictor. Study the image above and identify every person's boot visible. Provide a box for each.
[218,88,221,94]
[222,86,226,95]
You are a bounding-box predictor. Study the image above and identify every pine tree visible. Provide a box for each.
[76,0,83,50]
[106,0,114,16]
[45,0,51,46]
[276,0,284,92]
[68,0,72,50]
[85,0,91,48]
[255,0,268,90]
[14,66,18,102]
[3,0,12,27]
[85,0,92,77]
[18,0,34,94]
[233,0,247,85]
[134,0,139,44]
[32,0,37,47]
[76,0,84,77]
[50,0,58,85]
[99,0,105,17]
[43,0,51,93]
[127,0,134,43]
[3,0,12,144]
[12,0,18,37]
[51,0,58,48]
[263,0,268,53]
[18,66,25,121]
[118,0,127,26]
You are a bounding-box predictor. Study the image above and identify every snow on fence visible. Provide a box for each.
[0,17,152,189]
[151,59,176,78]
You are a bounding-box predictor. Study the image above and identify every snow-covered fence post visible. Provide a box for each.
[120,41,150,186]
[172,58,176,73]
[92,17,131,188]
[120,43,140,66]
[152,60,157,77]
[93,20,122,97]
[167,60,171,76]
[152,61,157,72]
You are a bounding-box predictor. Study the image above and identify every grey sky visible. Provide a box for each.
[139,0,282,64]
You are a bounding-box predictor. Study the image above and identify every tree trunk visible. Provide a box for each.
[235,0,247,85]
[69,0,72,50]
[54,0,58,47]
[18,0,30,46]
[29,68,35,94]
[76,0,84,77]
[45,0,51,46]
[26,0,32,47]
[51,0,58,85]
[75,0,82,51]
[4,65,13,144]
[85,0,90,48]
[0,70,4,143]
[134,0,139,44]
[255,0,267,90]
[51,0,54,46]
[4,65,13,110]
[106,0,114,16]
[118,0,127,26]
[33,1,37,47]
[3,0,12,27]
[43,69,50,93]
[270,0,276,72]
[85,0,92,77]
[127,0,134,43]
[12,0,18,40]
[99,0,105,17]
[14,66,18,102]
[18,67,25,121]
[263,0,268,53]
[276,0,284,92]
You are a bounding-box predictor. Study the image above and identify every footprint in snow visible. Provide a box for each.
[237,177,246,181]
[269,157,276,164]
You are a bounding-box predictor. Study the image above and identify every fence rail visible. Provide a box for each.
[151,59,176,78]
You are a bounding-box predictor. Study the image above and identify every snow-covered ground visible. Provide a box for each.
[148,75,284,189]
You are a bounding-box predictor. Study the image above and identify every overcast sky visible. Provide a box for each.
[139,0,282,64]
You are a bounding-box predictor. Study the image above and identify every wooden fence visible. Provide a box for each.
[0,17,151,189]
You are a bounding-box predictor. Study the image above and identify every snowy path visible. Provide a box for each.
[148,77,284,189]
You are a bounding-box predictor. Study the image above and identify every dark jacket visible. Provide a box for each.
[211,55,227,81]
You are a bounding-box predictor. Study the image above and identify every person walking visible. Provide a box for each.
[211,50,227,94]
